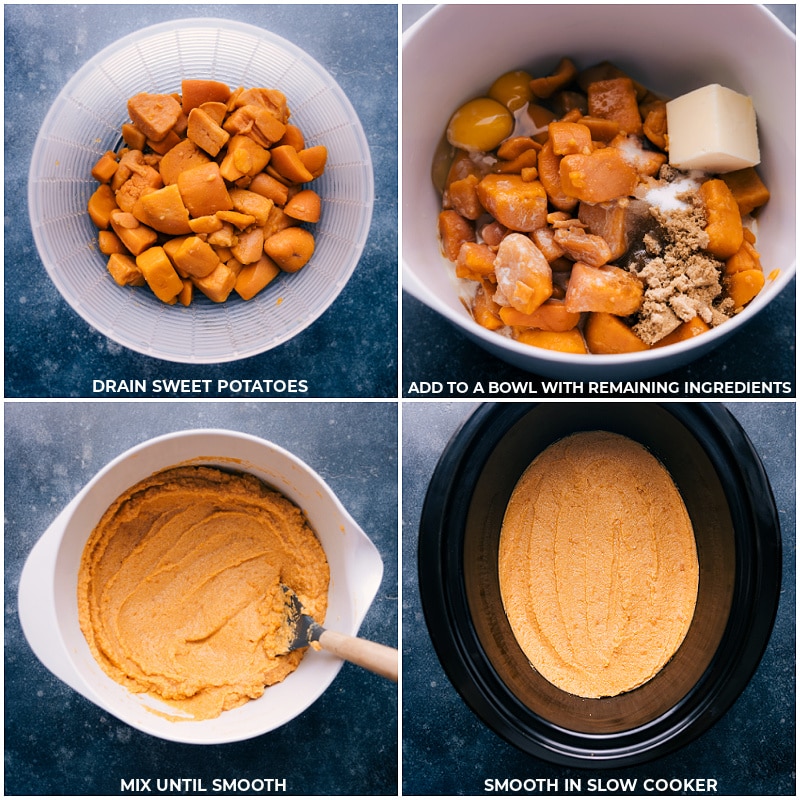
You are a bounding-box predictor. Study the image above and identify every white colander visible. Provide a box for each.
[28,18,374,363]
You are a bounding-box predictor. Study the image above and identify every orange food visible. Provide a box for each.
[434,56,771,355]
[87,79,326,305]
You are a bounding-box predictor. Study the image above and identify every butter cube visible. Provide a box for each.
[666,84,760,173]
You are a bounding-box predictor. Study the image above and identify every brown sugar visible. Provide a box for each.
[625,167,734,345]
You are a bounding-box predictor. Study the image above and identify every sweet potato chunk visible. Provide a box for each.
[700,179,743,259]
[223,104,286,148]
[264,227,315,272]
[472,280,504,330]
[455,242,496,281]
[234,254,281,301]
[127,93,182,142]
[553,226,612,267]
[493,233,552,315]
[157,139,210,185]
[172,236,220,278]
[107,253,145,287]
[269,145,314,183]
[181,79,232,114]
[87,184,119,230]
[135,246,183,302]
[283,189,321,223]
[192,261,237,303]
[548,121,592,156]
[447,175,484,220]
[109,210,158,256]
[560,148,638,203]
[476,174,548,232]
[132,183,192,235]
[187,107,230,157]
[564,262,643,315]
[577,199,628,260]
[438,210,475,262]
[177,162,233,217]
[584,312,649,354]
[587,77,642,135]
[499,298,580,332]
[516,328,587,353]
[653,316,711,347]
[724,269,765,309]
[537,140,578,212]
[720,168,771,216]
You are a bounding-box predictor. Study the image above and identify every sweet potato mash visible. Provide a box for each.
[498,431,698,698]
[77,465,329,720]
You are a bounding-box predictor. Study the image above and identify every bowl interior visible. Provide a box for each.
[402,4,796,373]
[463,403,734,733]
[29,18,373,364]
[49,430,383,744]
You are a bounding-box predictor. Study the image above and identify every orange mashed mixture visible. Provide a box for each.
[78,465,329,720]
[498,431,698,698]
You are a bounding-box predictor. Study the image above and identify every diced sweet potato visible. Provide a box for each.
[132,183,192,235]
[284,189,321,223]
[158,139,210,185]
[499,298,580,331]
[537,141,579,214]
[530,227,566,262]
[177,161,233,217]
[109,210,158,256]
[192,261,237,303]
[189,215,224,234]
[529,57,578,100]
[181,79,232,114]
[198,101,228,126]
[215,210,256,230]
[473,280,504,330]
[560,148,638,203]
[172,236,220,278]
[107,253,145,287]
[700,179,743,259]
[447,175,484,220]
[653,316,711,347]
[297,145,328,180]
[223,104,286,148]
[87,184,119,230]
[455,242,496,281]
[609,134,666,178]
[493,148,539,175]
[91,151,119,183]
[548,121,593,156]
[249,172,290,206]
[219,135,271,181]
[553,226,612,267]
[577,199,628,260]
[476,174,548,232]
[234,254,281,301]
[584,312,649,354]
[515,328,587,353]
[642,101,667,150]
[231,87,290,123]
[127,93,183,142]
[725,239,761,274]
[564,261,643,315]
[578,116,620,143]
[121,123,147,151]
[135,246,183,302]
[493,233,552,315]
[720,168,771,216]
[724,268,765,309]
[231,226,265,265]
[269,144,314,184]
[277,124,305,151]
[97,230,128,255]
[264,227,315,272]
[187,107,230,157]
[229,188,274,227]
[588,78,643,135]
[438,210,475,262]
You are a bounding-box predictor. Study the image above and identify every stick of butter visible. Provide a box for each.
[666,84,760,173]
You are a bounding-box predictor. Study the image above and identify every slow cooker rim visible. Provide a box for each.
[418,402,782,768]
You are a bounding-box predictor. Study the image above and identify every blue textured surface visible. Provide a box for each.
[4,4,398,398]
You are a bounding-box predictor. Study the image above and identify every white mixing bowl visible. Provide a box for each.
[402,4,795,378]
[18,429,384,744]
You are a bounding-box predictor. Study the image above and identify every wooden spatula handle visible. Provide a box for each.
[317,629,398,682]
